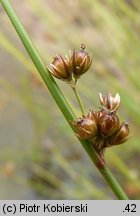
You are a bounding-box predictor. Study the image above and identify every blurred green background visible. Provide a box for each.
[0,0,140,199]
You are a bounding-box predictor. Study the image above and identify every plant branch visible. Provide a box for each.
[0,0,128,200]
[71,84,85,115]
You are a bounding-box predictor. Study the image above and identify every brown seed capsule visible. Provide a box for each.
[70,44,92,79]
[72,113,97,140]
[49,55,72,82]
[99,110,120,137]
[109,122,129,146]
[99,92,120,112]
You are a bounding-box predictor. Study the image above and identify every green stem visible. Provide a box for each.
[0,0,128,200]
[72,84,85,115]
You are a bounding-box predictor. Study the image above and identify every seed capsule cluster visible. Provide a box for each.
[48,45,130,158]
[49,44,92,83]
[72,93,129,153]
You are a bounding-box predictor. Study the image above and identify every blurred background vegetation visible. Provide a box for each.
[0,0,140,199]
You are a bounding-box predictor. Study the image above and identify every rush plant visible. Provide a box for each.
[1,0,130,200]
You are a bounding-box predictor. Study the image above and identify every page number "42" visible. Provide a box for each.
[123,204,136,213]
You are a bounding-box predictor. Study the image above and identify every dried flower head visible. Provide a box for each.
[49,55,72,82]
[99,92,120,112]
[72,111,97,140]
[108,122,129,146]
[73,92,130,160]
[70,44,92,79]
[99,110,120,137]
